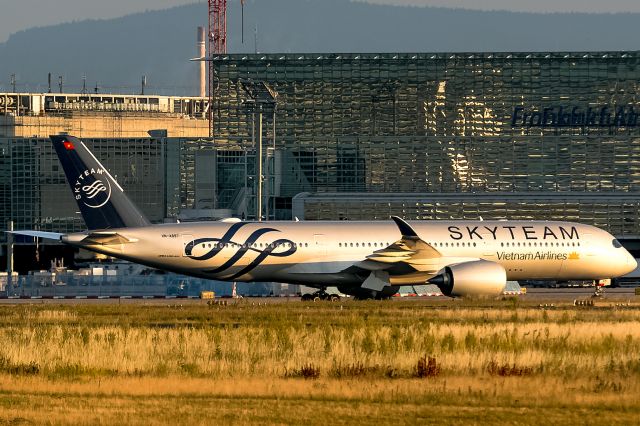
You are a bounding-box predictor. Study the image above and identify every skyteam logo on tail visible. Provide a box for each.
[73,168,112,209]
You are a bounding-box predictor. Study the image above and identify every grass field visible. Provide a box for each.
[0,298,639,424]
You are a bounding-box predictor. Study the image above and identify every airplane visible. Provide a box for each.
[9,135,637,299]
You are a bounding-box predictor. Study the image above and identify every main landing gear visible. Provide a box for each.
[301,289,341,302]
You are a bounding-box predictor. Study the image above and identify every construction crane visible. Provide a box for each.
[208,0,227,55]
[208,0,226,137]
[208,1,245,136]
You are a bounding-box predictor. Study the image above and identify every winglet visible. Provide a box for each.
[391,216,419,238]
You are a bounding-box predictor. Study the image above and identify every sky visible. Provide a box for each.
[0,0,203,42]
[356,0,640,13]
[1,0,640,43]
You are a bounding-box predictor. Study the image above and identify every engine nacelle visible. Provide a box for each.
[428,260,506,297]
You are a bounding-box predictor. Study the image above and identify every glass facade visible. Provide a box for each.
[0,138,165,238]
[3,51,640,246]
[208,52,640,234]
[293,193,640,237]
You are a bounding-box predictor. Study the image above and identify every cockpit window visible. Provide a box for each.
[612,239,623,248]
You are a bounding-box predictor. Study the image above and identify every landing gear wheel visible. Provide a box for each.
[302,289,335,302]
[354,296,374,301]
[592,279,609,298]
[593,284,605,298]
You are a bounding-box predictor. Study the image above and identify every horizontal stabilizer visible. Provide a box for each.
[7,230,62,241]
[62,232,138,245]
[82,232,138,245]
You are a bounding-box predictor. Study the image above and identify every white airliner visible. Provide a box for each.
[11,136,637,299]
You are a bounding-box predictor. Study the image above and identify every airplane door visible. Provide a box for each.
[181,234,193,257]
[479,229,496,258]
[314,234,327,256]
[583,233,594,256]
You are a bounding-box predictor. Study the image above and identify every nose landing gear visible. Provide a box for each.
[592,279,611,298]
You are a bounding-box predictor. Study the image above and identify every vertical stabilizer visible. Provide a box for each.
[50,135,150,230]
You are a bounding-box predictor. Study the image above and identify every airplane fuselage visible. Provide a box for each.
[31,135,636,298]
[62,220,636,287]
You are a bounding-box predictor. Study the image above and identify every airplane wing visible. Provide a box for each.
[353,216,441,272]
[338,217,447,292]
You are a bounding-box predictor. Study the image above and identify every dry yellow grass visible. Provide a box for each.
[0,320,638,378]
[1,375,639,425]
[0,301,638,424]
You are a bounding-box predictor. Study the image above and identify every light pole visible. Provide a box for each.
[240,80,278,221]
[257,104,263,221]
[6,221,13,293]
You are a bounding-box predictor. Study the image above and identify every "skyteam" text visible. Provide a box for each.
[448,225,578,240]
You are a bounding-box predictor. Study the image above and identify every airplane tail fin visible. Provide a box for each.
[50,135,150,230]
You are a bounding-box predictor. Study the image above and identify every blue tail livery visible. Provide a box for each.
[50,135,150,230]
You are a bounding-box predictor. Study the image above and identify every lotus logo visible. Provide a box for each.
[83,180,107,199]
[73,168,112,209]
[184,222,297,280]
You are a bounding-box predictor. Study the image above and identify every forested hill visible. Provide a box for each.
[1,0,638,95]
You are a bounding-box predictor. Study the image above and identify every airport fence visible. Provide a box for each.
[0,273,301,298]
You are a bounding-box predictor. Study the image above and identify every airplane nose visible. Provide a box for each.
[628,253,637,271]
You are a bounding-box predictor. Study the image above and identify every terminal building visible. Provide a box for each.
[3,51,640,271]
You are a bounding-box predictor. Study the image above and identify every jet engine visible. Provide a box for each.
[428,260,506,297]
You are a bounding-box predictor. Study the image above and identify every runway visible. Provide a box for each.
[0,287,636,304]
[521,286,638,301]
